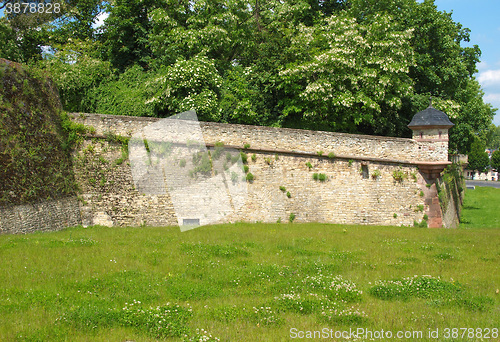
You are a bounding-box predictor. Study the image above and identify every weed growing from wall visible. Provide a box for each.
[392,168,407,182]
[212,142,224,160]
[312,173,327,182]
[240,152,248,164]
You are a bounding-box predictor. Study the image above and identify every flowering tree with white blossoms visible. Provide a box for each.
[145,55,223,121]
[280,14,415,134]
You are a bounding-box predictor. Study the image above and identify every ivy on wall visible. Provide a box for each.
[0,59,91,206]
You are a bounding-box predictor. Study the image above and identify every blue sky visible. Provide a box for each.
[431,0,500,125]
[1,1,499,125]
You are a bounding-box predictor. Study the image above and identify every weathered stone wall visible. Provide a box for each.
[70,113,435,227]
[71,113,423,163]
[74,139,177,227]
[436,170,464,228]
[0,197,81,234]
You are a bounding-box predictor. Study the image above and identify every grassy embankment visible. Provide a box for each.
[0,187,499,341]
[460,186,500,228]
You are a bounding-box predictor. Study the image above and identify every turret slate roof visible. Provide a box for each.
[408,104,454,129]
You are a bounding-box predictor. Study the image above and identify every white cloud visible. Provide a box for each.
[484,93,500,104]
[483,93,500,125]
[479,69,500,85]
[478,69,500,86]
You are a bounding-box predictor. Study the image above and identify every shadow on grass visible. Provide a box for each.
[463,205,480,210]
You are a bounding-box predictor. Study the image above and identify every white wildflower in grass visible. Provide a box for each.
[302,275,363,302]
[320,303,368,324]
[252,306,283,326]
[183,328,221,342]
[368,275,494,311]
[121,300,191,338]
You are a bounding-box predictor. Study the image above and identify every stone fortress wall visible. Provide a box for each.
[69,113,455,229]
[0,197,81,234]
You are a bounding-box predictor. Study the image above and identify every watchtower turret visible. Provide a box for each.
[408,98,454,179]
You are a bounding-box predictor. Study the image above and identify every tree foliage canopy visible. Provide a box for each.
[4,0,495,153]
[467,140,490,174]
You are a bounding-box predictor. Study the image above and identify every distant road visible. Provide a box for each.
[465,180,500,189]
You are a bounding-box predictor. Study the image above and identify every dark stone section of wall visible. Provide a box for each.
[0,197,81,234]
[436,172,464,228]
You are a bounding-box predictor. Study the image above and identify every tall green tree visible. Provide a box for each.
[491,150,500,173]
[347,0,494,151]
[484,124,500,150]
[37,39,114,112]
[279,13,415,134]
[467,139,489,177]
[100,0,162,71]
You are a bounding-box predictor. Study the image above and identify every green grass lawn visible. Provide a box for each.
[0,222,499,341]
[460,186,500,228]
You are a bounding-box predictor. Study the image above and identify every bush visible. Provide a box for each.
[279,186,286,192]
[327,152,335,159]
[286,191,291,198]
[306,162,313,169]
[289,213,296,223]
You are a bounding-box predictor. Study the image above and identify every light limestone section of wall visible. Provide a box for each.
[70,113,436,227]
[0,197,81,234]
[200,123,422,162]
[73,139,177,227]
[216,154,427,226]
[71,113,431,163]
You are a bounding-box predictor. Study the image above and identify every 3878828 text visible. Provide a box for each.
[441,328,498,339]
[5,2,60,14]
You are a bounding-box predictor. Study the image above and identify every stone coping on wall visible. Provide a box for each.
[84,132,443,168]
[72,112,414,142]
[71,113,425,162]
